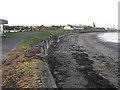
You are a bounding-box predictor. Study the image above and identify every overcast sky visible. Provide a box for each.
[0,0,119,28]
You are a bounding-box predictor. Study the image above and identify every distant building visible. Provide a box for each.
[96,27,105,30]
[74,26,84,30]
[64,24,74,30]
[105,28,118,31]
[0,19,8,35]
[64,24,85,30]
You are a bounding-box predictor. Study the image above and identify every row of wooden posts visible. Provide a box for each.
[39,35,59,56]
[38,35,59,88]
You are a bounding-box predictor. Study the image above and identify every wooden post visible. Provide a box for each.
[57,37,60,42]
[40,45,44,53]
[46,39,49,49]
[44,40,47,54]
[47,37,50,47]
[43,44,46,54]
[49,36,52,45]
[50,36,53,43]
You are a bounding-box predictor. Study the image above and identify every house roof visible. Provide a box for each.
[0,19,8,24]
[66,24,74,28]
[74,26,80,28]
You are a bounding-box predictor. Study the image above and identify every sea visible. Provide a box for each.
[97,32,119,43]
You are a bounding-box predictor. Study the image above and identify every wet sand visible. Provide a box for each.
[47,32,119,89]
[77,32,119,88]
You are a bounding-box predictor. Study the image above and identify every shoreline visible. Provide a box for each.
[90,32,119,52]
[2,31,119,89]
[47,32,119,89]
[78,32,119,88]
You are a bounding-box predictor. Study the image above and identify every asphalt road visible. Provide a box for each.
[2,32,37,56]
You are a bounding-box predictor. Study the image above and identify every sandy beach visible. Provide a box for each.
[77,32,119,88]
[47,32,119,89]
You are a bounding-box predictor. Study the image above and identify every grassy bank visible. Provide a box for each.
[2,29,72,88]
[3,29,107,88]
[4,32,29,39]
[2,43,46,88]
[22,30,72,45]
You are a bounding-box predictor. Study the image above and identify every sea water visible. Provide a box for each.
[98,32,119,43]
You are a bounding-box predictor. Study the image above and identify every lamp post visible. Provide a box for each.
[93,23,95,27]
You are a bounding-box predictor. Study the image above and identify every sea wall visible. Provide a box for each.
[39,35,59,56]
[36,35,60,88]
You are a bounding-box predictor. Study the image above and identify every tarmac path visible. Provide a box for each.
[2,32,37,56]
[0,32,37,89]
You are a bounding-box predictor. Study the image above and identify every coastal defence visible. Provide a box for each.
[32,31,118,88]
[2,31,118,88]
[39,35,59,56]
[36,35,60,88]
[45,32,118,89]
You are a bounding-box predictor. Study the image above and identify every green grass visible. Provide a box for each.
[4,32,29,38]
[22,30,71,45]
[3,30,73,88]
[74,29,87,32]
[23,29,104,45]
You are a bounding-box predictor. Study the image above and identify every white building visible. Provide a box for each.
[64,24,74,30]
[0,19,8,36]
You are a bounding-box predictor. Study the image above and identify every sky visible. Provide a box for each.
[0,0,119,28]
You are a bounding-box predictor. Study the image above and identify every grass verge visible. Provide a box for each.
[22,30,72,45]
[3,29,106,88]
[4,32,29,39]
[2,29,72,88]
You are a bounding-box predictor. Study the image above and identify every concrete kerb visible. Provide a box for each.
[38,35,59,88]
